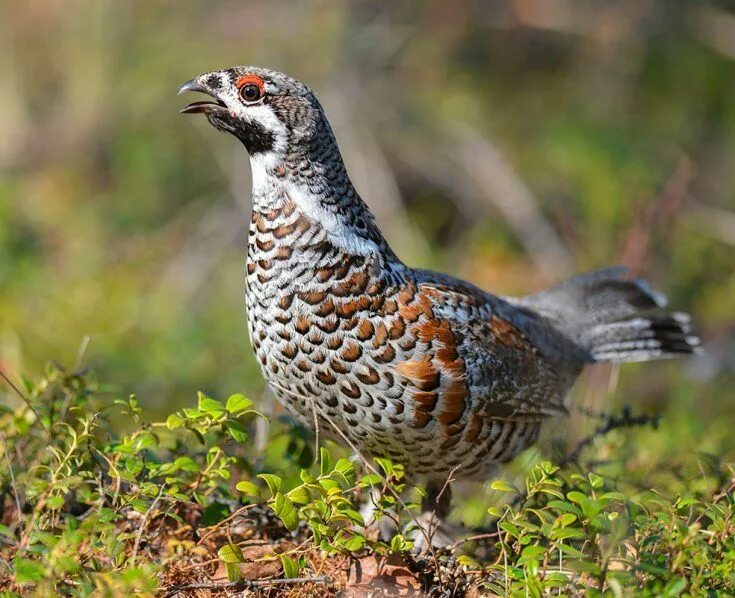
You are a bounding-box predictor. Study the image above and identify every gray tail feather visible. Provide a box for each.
[522,267,701,363]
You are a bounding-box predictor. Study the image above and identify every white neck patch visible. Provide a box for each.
[248,154,378,257]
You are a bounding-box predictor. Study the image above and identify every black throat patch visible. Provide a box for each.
[206,113,276,155]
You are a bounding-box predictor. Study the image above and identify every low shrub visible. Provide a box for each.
[0,364,733,596]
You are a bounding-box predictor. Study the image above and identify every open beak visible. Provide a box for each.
[178,78,227,114]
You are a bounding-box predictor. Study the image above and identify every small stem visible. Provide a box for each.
[0,369,48,433]
[130,485,166,565]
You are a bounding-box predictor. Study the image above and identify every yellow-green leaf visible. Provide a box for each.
[279,554,300,579]
[235,480,261,499]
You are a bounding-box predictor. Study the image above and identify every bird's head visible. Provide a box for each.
[179,66,395,260]
[178,66,322,158]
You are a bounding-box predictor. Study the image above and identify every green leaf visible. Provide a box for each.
[286,485,312,505]
[335,458,356,482]
[457,554,480,568]
[201,502,230,526]
[490,479,517,493]
[357,473,383,487]
[588,472,604,489]
[134,432,157,451]
[198,393,226,415]
[341,533,366,552]
[98,508,118,523]
[280,554,300,579]
[13,558,46,584]
[226,419,248,443]
[225,563,241,582]
[559,544,586,559]
[340,509,365,526]
[129,498,149,514]
[124,458,144,474]
[636,562,670,578]
[257,473,282,497]
[374,458,394,478]
[600,491,628,502]
[520,545,546,562]
[46,495,64,510]
[319,447,332,477]
[166,413,184,429]
[236,481,261,499]
[547,500,581,516]
[499,521,521,538]
[559,513,577,526]
[226,393,253,414]
[676,497,699,509]
[318,478,340,492]
[273,492,299,531]
[566,491,589,505]
[218,543,244,564]
[174,456,200,473]
[551,527,586,541]
[390,534,412,552]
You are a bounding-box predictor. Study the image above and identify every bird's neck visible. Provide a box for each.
[248,149,398,263]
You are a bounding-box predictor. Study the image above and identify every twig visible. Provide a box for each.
[0,433,23,534]
[687,204,735,247]
[712,474,735,504]
[196,503,257,546]
[0,368,48,432]
[310,392,321,462]
[163,575,330,597]
[130,485,166,564]
[425,465,460,546]
[74,335,91,371]
[447,530,502,551]
[560,407,660,467]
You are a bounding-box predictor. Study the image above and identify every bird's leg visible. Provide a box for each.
[409,481,456,551]
[360,484,401,540]
[423,480,453,519]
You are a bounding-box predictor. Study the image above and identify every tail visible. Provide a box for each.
[521,267,700,363]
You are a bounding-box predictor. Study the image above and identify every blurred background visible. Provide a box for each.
[1,1,734,471]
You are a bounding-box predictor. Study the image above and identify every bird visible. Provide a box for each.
[178,66,699,543]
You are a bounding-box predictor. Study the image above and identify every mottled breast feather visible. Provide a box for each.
[246,196,575,480]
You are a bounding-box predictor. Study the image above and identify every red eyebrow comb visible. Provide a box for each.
[235,75,265,92]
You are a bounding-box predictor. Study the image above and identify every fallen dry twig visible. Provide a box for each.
[163,575,331,597]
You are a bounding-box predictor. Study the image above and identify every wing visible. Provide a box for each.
[396,271,574,430]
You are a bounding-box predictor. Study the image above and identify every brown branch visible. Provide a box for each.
[196,503,258,546]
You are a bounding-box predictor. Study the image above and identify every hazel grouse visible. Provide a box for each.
[178,66,698,528]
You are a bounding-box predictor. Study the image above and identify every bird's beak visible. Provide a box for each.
[178,77,227,114]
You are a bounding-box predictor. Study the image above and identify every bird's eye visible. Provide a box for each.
[240,84,262,103]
